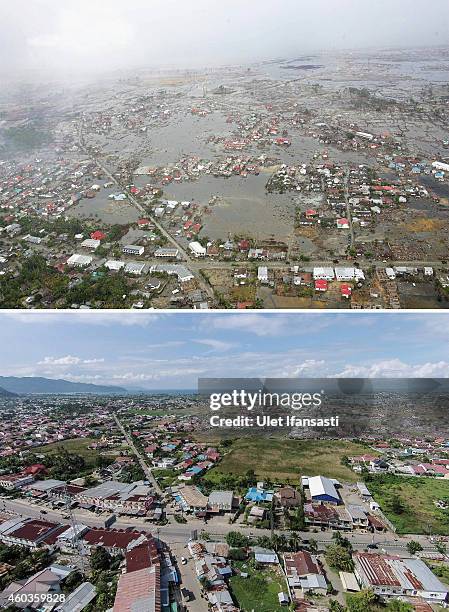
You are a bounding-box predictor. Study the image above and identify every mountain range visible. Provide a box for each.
[0,386,17,397]
[0,376,127,395]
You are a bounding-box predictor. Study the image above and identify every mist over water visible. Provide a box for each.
[1,0,448,79]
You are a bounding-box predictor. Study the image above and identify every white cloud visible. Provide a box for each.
[194,339,235,352]
[333,359,449,378]
[38,355,104,366]
[210,314,291,337]
[4,313,161,327]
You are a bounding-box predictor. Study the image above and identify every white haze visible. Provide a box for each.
[1,0,448,78]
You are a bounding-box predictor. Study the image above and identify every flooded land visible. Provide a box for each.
[1,46,449,309]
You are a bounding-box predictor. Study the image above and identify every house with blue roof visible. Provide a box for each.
[245,487,273,503]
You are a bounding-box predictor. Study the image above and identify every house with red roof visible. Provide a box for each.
[341,284,352,298]
[90,231,106,241]
[315,279,328,292]
[336,218,350,229]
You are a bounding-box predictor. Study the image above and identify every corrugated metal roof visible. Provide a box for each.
[308,475,339,501]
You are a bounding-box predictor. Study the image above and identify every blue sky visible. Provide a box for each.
[1,313,449,389]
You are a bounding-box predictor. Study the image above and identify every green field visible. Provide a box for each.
[369,474,449,535]
[425,562,449,586]
[204,438,372,484]
[32,438,106,467]
[229,562,292,612]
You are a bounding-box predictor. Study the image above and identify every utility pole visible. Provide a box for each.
[64,483,86,576]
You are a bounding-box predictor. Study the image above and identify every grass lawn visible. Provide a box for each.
[368,474,449,535]
[204,438,371,485]
[32,438,104,468]
[424,561,449,586]
[229,561,291,612]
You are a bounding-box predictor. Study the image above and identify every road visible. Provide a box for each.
[78,125,215,301]
[113,414,163,497]
[0,497,442,555]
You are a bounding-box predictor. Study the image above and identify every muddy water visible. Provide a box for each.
[419,176,449,200]
[140,112,230,166]
[165,174,296,241]
[67,188,140,224]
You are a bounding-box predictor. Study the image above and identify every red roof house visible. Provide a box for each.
[90,231,106,241]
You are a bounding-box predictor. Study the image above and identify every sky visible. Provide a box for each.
[1,0,448,77]
[1,312,449,389]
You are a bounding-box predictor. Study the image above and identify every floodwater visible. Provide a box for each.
[66,188,140,224]
[419,176,449,200]
[165,173,296,241]
[140,112,230,166]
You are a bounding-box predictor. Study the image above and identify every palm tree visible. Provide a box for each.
[309,538,318,554]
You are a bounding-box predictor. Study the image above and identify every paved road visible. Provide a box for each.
[0,497,442,554]
[171,541,209,612]
[78,125,216,300]
[113,414,163,497]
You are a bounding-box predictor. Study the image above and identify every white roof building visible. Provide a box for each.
[150,264,194,283]
[432,161,449,173]
[258,266,268,282]
[105,260,125,271]
[81,239,100,250]
[189,241,206,257]
[124,262,146,275]
[354,553,448,602]
[67,254,93,267]
[306,475,340,504]
[313,267,334,280]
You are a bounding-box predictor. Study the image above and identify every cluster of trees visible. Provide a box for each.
[119,462,146,483]
[0,254,68,308]
[330,591,414,612]
[43,448,87,481]
[84,547,122,612]
[325,532,354,572]
[225,530,309,555]
[0,544,52,591]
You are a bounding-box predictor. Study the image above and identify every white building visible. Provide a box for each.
[105,260,125,271]
[123,245,144,256]
[432,161,449,173]
[335,267,356,281]
[67,254,93,267]
[23,235,42,245]
[385,267,396,280]
[354,553,448,602]
[258,266,268,282]
[124,262,146,275]
[80,239,100,250]
[304,475,340,504]
[313,267,334,281]
[189,241,206,257]
[154,248,179,258]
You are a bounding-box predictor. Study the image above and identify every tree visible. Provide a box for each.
[332,531,352,551]
[346,589,377,612]
[325,543,354,572]
[308,539,318,554]
[90,546,112,572]
[386,600,413,612]
[329,600,346,612]
[406,541,423,555]
[229,548,247,561]
[226,531,249,548]
[435,540,447,556]
[389,494,405,515]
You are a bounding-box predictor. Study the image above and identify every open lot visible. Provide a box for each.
[32,438,106,468]
[203,438,371,484]
[369,474,449,535]
[229,561,291,612]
